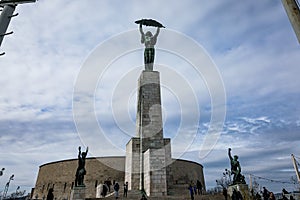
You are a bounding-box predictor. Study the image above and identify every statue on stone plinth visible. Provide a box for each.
[75,146,88,187]
[228,148,245,184]
[135,19,165,71]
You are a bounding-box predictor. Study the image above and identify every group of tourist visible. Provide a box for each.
[261,187,295,200]
[263,186,275,200]
[227,186,295,200]
[98,179,110,197]
[220,186,296,200]
[222,187,243,200]
[188,180,203,200]
[98,179,128,199]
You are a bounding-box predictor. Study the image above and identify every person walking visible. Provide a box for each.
[113,182,120,199]
[188,184,194,200]
[123,181,128,197]
[102,183,108,197]
[196,180,203,195]
[193,183,197,195]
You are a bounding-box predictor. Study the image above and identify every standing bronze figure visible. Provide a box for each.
[228,148,245,184]
[135,19,165,71]
[75,146,88,187]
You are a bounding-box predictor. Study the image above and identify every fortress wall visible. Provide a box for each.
[171,159,206,190]
[33,157,204,200]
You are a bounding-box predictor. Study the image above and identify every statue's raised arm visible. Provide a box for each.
[139,23,145,44]
[139,23,144,35]
[78,146,81,157]
[228,148,233,161]
[154,27,160,38]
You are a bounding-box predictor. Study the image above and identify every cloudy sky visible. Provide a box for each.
[0,0,300,195]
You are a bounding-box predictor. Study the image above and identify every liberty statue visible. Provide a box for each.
[135,19,165,71]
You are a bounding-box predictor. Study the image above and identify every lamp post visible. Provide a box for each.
[3,174,14,199]
[0,168,4,177]
[0,0,37,55]
[282,0,300,43]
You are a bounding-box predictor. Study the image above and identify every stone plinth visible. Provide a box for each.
[228,184,250,200]
[144,148,167,196]
[125,138,140,190]
[136,71,164,151]
[125,70,173,197]
[70,186,86,200]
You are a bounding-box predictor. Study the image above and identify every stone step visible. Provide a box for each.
[87,195,222,200]
[167,184,189,196]
[87,189,141,200]
[87,190,222,200]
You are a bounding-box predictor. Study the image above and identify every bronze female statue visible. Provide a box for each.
[135,19,164,71]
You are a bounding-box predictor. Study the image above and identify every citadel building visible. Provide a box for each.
[32,156,204,199]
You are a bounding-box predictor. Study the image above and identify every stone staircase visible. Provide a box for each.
[87,189,225,200]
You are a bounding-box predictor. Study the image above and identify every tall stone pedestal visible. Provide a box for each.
[125,70,172,197]
[70,186,86,200]
[228,184,250,200]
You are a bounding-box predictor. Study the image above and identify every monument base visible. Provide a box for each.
[70,186,86,200]
[144,148,167,196]
[228,184,250,200]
